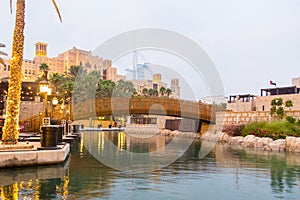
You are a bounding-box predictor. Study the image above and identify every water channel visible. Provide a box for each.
[0,131,300,199]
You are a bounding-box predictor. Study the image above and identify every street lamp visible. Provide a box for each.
[52,97,58,117]
[39,80,50,117]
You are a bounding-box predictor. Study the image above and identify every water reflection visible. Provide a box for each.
[0,131,299,199]
[0,157,70,199]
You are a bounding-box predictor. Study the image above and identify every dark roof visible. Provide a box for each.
[261,86,300,96]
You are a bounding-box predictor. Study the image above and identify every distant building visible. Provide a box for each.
[130,79,167,94]
[153,73,162,82]
[106,66,126,82]
[201,95,227,105]
[227,94,256,112]
[227,79,300,112]
[125,63,153,81]
[170,78,180,98]
[0,42,112,81]
[292,77,300,88]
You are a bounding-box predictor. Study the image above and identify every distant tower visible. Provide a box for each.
[35,42,48,57]
[153,73,162,82]
[292,77,300,88]
[171,78,180,98]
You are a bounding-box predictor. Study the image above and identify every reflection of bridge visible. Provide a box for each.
[73,97,223,123]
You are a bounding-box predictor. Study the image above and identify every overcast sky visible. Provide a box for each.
[0,0,300,99]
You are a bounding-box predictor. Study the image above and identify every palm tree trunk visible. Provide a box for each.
[2,0,25,144]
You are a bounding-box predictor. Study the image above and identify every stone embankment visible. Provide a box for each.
[161,129,199,139]
[217,133,300,153]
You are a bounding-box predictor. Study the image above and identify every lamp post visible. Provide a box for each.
[51,97,58,118]
[39,80,50,117]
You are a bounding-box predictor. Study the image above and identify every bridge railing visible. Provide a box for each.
[72,96,218,123]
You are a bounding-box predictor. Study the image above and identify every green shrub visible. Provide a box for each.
[241,121,300,140]
[286,116,296,124]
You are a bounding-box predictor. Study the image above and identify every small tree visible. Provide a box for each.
[285,100,293,110]
[142,88,148,96]
[159,86,166,96]
[270,98,284,119]
[166,88,172,97]
[270,98,294,120]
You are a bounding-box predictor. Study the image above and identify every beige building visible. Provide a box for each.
[292,77,300,88]
[0,42,112,82]
[106,66,126,82]
[130,79,167,94]
[227,83,300,112]
[227,94,256,112]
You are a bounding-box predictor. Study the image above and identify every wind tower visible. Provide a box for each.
[35,42,48,57]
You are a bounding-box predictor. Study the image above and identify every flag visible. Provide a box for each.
[270,80,276,86]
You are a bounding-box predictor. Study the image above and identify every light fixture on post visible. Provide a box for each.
[52,97,58,118]
[39,80,49,118]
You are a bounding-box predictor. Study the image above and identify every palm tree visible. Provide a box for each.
[159,86,166,96]
[68,65,85,81]
[142,88,148,96]
[113,80,136,97]
[166,88,172,97]
[96,80,115,97]
[39,63,49,80]
[39,63,49,71]
[49,72,65,94]
[2,0,62,144]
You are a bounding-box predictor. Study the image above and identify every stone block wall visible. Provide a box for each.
[216,110,300,125]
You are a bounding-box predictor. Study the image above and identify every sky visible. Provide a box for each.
[0,0,300,99]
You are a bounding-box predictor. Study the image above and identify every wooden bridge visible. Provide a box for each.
[21,97,224,132]
[72,97,223,123]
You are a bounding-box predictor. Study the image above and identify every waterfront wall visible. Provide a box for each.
[216,110,300,125]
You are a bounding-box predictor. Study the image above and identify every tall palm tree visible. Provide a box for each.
[49,72,65,95]
[68,65,85,81]
[2,0,62,144]
[39,63,49,80]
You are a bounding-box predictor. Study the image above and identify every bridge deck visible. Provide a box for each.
[72,97,223,123]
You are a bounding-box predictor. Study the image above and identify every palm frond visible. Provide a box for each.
[0,58,6,66]
[10,0,12,14]
[0,51,8,56]
[52,0,62,23]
